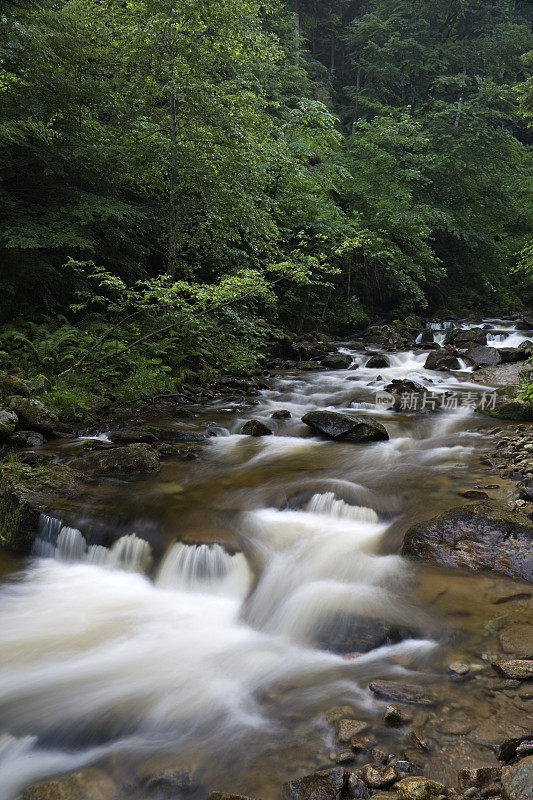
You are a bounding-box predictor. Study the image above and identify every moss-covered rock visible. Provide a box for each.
[296,360,321,371]
[241,419,273,436]
[8,396,59,432]
[0,407,18,439]
[477,396,533,421]
[22,768,117,800]
[0,374,31,398]
[0,460,81,553]
[402,501,533,581]
[73,443,161,476]
[365,354,390,369]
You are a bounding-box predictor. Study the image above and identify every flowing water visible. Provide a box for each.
[0,321,532,798]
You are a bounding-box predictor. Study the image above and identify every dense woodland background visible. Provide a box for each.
[1,0,533,414]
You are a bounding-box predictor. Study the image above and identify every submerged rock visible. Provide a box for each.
[369,680,436,706]
[271,409,292,419]
[281,768,345,800]
[73,443,161,477]
[0,407,18,439]
[499,624,533,658]
[402,501,533,581]
[424,349,461,371]
[334,717,370,743]
[492,659,533,680]
[241,419,273,436]
[8,396,59,432]
[302,411,389,442]
[22,768,117,800]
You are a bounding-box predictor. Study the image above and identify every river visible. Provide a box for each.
[0,320,531,799]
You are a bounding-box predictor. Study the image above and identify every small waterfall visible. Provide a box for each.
[306,492,379,523]
[156,542,251,597]
[33,514,152,573]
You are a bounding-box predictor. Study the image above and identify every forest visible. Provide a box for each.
[1,0,533,414]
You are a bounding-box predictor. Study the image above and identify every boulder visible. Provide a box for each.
[402,501,533,582]
[491,660,533,680]
[365,354,390,369]
[369,680,436,706]
[296,360,321,371]
[499,348,528,364]
[321,353,353,369]
[7,430,45,448]
[316,614,413,654]
[108,429,158,444]
[0,408,18,439]
[302,411,389,443]
[498,736,533,765]
[346,774,371,799]
[271,409,292,419]
[417,330,435,344]
[478,397,533,422]
[501,756,533,800]
[22,768,116,800]
[73,443,161,477]
[281,768,345,800]
[499,624,533,659]
[464,345,501,367]
[8,396,59,432]
[446,327,487,346]
[241,419,272,436]
[424,349,461,371]
[0,374,30,397]
[394,777,446,800]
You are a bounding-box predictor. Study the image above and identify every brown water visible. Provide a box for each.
[0,323,531,798]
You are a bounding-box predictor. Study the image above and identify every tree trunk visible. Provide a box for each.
[294,0,300,63]
[296,284,311,334]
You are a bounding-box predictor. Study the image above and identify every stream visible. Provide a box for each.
[0,320,532,799]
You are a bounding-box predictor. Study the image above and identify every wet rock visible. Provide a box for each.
[325,705,359,723]
[208,794,259,800]
[296,360,322,371]
[346,774,371,799]
[411,730,430,751]
[491,659,533,680]
[458,489,489,499]
[271,409,292,419]
[498,349,527,364]
[499,624,533,658]
[501,756,533,800]
[334,718,370,743]
[336,750,356,764]
[385,379,426,395]
[464,346,501,368]
[366,354,390,369]
[369,681,436,706]
[446,328,487,347]
[401,501,533,582]
[302,411,389,443]
[0,374,31,397]
[280,768,345,800]
[448,662,470,676]
[360,763,399,789]
[144,768,196,795]
[8,396,59,432]
[143,427,206,443]
[479,397,533,422]
[498,737,533,765]
[424,349,461,371]
[384,704,412,726]
[7,430,45,448]
[241,419,273,436]
[321,354,353,369]
[0,407,18,439]
[108,429,158,444]
[22,769,117,800]
[73,443,161,477]
[417,330,435,344]
[316,614,412,653]
[394,777,446,800]
[458,767,502,790]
